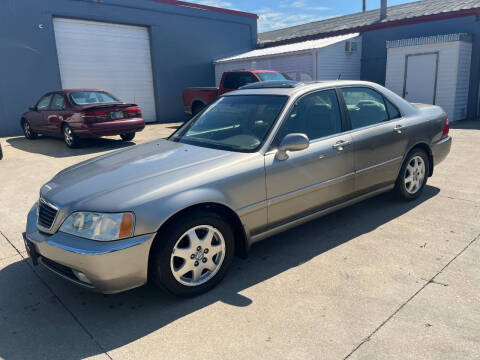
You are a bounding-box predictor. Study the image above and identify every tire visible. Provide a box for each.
[149,211,235,297]
[192,102,205,116]
[22,119,38,140]
[62,124,80,148]
[120,132,135,142]
[394,148,429,201]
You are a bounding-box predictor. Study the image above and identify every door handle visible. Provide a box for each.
[332,140,351,151]
[394,125,406,134]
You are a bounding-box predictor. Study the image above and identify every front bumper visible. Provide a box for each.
[24,206,156,294]
[431,135,452,167]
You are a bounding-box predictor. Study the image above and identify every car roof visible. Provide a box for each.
[224,80,377,96]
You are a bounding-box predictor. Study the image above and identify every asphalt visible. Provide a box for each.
[0,122,479,360]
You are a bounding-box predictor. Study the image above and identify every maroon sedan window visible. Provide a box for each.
[70,91,120,106]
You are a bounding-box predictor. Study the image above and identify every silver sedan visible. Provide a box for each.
[24,80,452,297]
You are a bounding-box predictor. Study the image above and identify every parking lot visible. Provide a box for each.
[0,122,479,360]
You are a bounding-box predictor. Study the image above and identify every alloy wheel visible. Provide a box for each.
[170,225,226,286]
[64,126,73,146]
[404,155,425,194]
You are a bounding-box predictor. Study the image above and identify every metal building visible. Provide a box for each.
[0,0,257,136]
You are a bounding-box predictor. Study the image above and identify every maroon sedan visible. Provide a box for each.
[21,89,145,148]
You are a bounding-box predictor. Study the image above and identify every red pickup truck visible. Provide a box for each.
[183,70,290,115]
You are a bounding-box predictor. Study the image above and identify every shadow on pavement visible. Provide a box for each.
[0,186,440,359]
[7,136,136,158]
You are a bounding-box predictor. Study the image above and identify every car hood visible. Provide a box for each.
[40,139,237,209]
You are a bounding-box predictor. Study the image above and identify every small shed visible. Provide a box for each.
[385,33,472,122]
[214,33,362,86]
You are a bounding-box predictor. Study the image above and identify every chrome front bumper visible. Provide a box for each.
[24,206,156,294]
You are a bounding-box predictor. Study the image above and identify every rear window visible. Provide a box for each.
[69,91,120,105]
[256,72,291,81]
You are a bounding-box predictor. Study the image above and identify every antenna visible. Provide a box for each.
[337,74,342,80]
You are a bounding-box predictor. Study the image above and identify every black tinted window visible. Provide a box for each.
[37,94,52,110]
[341,87,389,129]
[223,73,257,89]
[385,98,401,119]
[277,89,342,142]
[50,94,66,110]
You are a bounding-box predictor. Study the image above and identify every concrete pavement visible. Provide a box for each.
[0,122,478,359]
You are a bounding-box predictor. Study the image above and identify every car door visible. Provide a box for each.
[44,93,67,134]
[265,89,355,227]
[339,87,409,193]
[29,94,53,132]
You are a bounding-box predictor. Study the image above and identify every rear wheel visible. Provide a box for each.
[395,149,429,200]
[62,124,80,148]
[149,211,235,297]
[120,132,135,142]
[191,102,205,116]
[22,119,37,140]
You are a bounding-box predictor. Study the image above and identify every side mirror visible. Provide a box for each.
[276,133,309,160]
[29,106,36,111]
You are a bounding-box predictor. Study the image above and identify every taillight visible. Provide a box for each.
[125,106,142,118]
[442,117,449,137]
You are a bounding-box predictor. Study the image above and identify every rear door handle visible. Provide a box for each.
[332,140,351,151]
[394,125,406,134]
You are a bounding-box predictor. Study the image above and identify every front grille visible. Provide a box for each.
[38,199,58,229]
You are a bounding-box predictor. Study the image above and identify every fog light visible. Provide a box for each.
[73,270,92,284]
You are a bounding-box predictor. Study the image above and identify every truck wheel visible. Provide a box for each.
[395,149,429,201]
[149,210,235,297]
[192,102,205,116]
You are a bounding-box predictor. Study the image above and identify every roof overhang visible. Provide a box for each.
[153,0,258,19]
[260,8,480,48]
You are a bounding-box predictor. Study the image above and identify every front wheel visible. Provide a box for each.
[149,211,235,297]
[120,132,135,142]
[395,149,429,200]
[22,119,38,140]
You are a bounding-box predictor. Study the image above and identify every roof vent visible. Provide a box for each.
[380,0,387,20]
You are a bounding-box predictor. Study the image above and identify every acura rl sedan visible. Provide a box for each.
[23,80,451,297]
[21,89,145,148]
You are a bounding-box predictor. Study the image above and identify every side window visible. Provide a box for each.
[341,87,389,129]
[385,98,401,119]
[276,89,342,142]
[223,73,257,90]
[37,94,53,110]
[50,94,66,110]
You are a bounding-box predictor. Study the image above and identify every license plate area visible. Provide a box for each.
[110,111,125,120]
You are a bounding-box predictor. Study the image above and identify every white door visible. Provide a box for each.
[403,53,438,104]
[53,18,157,122]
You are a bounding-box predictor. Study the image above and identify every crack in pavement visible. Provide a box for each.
[344,232,480,359]
[0,230,113,360]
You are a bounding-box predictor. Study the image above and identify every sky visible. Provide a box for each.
[188,0,419,32]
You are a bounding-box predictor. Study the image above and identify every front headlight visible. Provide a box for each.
[59,212,134,241]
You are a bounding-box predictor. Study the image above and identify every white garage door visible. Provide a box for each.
[53,18,157,122]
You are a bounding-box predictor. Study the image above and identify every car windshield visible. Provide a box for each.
[69,91,120,105]
[256,72,291,81]
[170,95,288,152]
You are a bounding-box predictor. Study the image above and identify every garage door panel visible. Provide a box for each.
[53,18,157,122]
